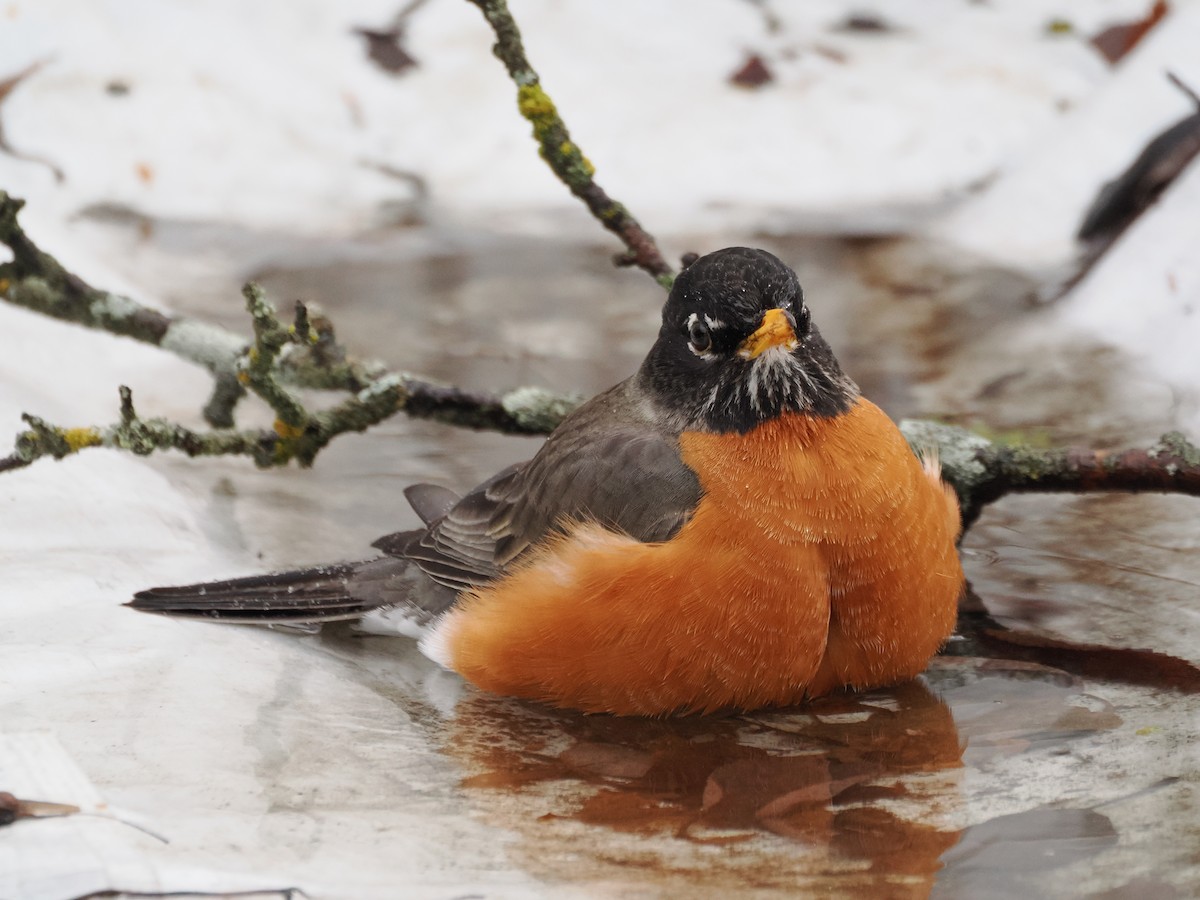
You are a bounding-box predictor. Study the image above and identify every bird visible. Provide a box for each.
[129,247,964,716]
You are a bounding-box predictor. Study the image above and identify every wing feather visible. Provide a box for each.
[405,379,702,587]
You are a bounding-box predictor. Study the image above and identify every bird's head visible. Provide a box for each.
[638,247,858,433]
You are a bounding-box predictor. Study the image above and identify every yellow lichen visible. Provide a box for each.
[288,324,318,345]
[517,83,555,119]
[517,83,560,142]
[557,141,595,176]
[273,419,305,440]
[63,427,103,452]
[0,278,9,295]
[236,371,251,386]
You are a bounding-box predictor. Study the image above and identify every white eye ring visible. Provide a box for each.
[685,313,713,355]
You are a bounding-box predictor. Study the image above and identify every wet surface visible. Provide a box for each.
[433,659,1120,896]
[100,223,1200,897]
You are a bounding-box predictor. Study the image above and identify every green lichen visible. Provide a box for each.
[501,385,581,433]
[899,419,993,493]
[966,422,1054,449]
[288,322,319,346]
[88,291,143,329]
[110,417,167,456]
[559,142,595,176]
[1156,431,1200,466]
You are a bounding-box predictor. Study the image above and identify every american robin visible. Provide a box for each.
[131,247,964,715]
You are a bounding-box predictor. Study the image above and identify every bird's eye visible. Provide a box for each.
[688,318,712,352]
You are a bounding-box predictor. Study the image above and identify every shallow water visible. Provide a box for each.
[126,225,1200,897]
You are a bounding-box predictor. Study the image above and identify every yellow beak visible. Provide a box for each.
[737,308,798,359]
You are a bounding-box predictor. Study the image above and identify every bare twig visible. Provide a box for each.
[1076,73,1200,246]
[466,0,675,288]
[0,59,65,183]
[0,453,31,473]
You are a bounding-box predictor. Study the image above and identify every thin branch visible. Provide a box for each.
[239,282,310,431]
[7,378,579,472]
[1,190,243,425]
[0,190,399,426]
[0,453,31,473]
[0,59,65,183]
[466,0,675,288]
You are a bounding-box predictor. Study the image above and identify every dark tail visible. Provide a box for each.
[128,557,416,625]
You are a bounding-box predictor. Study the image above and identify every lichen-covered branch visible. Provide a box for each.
[239,282,310,432]
[3,378,580,473]
[901,420,1200,529]
[1,190,242,426]
[0,190,393,427]
[466,0,675,288]
[0,190,580,461]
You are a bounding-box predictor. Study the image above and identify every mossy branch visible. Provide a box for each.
[900,421,1200,529]
[467,0,675,288]
[0,191,581,471]
[1,375,580,473]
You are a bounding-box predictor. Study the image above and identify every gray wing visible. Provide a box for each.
[131,379,701,627]
[393,379,703,595]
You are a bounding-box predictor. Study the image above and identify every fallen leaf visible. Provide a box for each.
[354,27,417,76]
[1091,1,1170,65]
[729,54,773,89]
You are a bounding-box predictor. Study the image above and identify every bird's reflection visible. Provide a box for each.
[435,659,1122,896]
[441,677,960,894]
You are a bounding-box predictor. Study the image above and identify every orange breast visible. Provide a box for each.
[438,399,963,715]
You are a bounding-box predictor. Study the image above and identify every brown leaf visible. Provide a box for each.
[1091,1,1170,65]
[729,54,774,89]
[833,13,896,34]
[354,27,418,76]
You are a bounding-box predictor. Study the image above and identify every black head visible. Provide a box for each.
[637,247,858,433]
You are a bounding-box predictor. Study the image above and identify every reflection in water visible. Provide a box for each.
[934,808,1117,900]
[438,659,1120,897]
[961,494,1200,693]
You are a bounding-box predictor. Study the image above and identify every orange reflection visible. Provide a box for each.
[444,678,965,895]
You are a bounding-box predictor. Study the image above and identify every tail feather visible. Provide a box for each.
[128,562,378,624]
[127,556,451,631]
